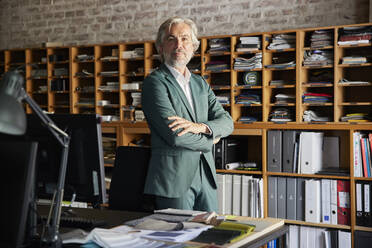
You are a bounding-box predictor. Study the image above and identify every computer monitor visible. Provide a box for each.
[0,114,107,207]
[0,140,38,248]
[29,114,107,207]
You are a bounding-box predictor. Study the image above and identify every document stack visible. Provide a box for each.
[122,48,144,59]
[267,33,296,50]
[341,56,367,64]
[31,69,48,78]
[269,108,293,122]
[100,70,119,76]
[268,177,350,225]
[309,29,333,48]
[75,54,94,62]
[264,57,295,69]
[303,50,333,66]
[76,97,95,107]
[235,93,261,105]
[205,60,229,71]
[302,92,332,103]
[53,68,69,77]
[216,93,230,105]
[338,78,370,86]
[236,36,261,52]
[341,113,370,122]
[75,69,93,77]
[303,110,330,122]
[269,79,295,86]
[121,81,142,90]
[274,93,295,104]
[238,116,257,123]
[338,26,372,45]
[233,53,262,71]
[98,82,119,91]
[76,85,94,93]
[131,92,141,107]
[208,38,230,53]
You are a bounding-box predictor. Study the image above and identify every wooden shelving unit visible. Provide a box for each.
[2,22,372,248]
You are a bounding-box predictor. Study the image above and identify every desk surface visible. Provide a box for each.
[37,205,287,248]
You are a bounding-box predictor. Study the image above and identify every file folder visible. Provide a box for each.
[268,177,277,218]
[321,179,331,224]
[217,174,226,215]
[356,182,364,226]
[330,179,338,225]
[232,174,242,216]
[296,178,305,221]
[267,130,282,172]
[363,182,371,226]
[282,130,297,172]
[322,136,340,169]
[286,177,297,220]
[337,180,350,225]
[277,177,286,219]
[305,179,321,223]
[225,174,233,215]
[299,132,324,174]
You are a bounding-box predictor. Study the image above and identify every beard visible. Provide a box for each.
[163,48,193,68]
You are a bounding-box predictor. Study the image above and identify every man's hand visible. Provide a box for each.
[168,116,209,136]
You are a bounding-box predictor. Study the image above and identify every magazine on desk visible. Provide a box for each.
[61,208,284,248]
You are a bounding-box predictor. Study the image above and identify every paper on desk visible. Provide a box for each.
[62,226,167,248]
[112,224,211,243]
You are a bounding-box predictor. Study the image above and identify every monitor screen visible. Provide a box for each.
[0,141,38,248]
[1,114,107,207]
[31,114,107,207]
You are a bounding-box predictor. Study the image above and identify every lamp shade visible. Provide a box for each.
[0,71,27,135]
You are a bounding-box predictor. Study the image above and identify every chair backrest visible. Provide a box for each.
[108,146,153,212]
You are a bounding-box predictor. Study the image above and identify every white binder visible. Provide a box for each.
[300,132,324,174]
[232,174,242,216]
[321,179,331,223]
[330,179,338,224]
[216,173,225,215]
[305,179,321,223]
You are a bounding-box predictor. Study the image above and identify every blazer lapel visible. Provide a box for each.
[160,64,196,122]
[189,75,202,122]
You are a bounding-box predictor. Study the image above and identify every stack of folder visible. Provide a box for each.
[309,29,333,48]
[268,177,350,225]
[338,26,372,45]
[267,33,296,50]
[356,181,372,227]
[353,132,372,177]
[235,36,261,52]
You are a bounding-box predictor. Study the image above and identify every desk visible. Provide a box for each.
[37,205,288,248]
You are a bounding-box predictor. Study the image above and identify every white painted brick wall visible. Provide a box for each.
[0,0,369,49]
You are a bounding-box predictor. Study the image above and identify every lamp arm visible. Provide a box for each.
[20,88,70,247]
[21,88,69,147]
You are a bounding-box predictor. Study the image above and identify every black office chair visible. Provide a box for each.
[108,146,154,212]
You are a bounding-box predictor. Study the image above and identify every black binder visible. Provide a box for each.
[355,230,372,248]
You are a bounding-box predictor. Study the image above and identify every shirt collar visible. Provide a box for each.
[165,63,191,83]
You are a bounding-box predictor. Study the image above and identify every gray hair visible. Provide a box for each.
[155,17,200,55]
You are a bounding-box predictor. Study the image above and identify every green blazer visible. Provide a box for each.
[142,64,234,198]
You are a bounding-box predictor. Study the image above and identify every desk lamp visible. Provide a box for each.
[0,70,70,248]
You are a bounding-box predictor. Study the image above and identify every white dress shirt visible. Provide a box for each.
[165,63,195,115]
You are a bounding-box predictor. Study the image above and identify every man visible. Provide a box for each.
[141,17,233,212]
